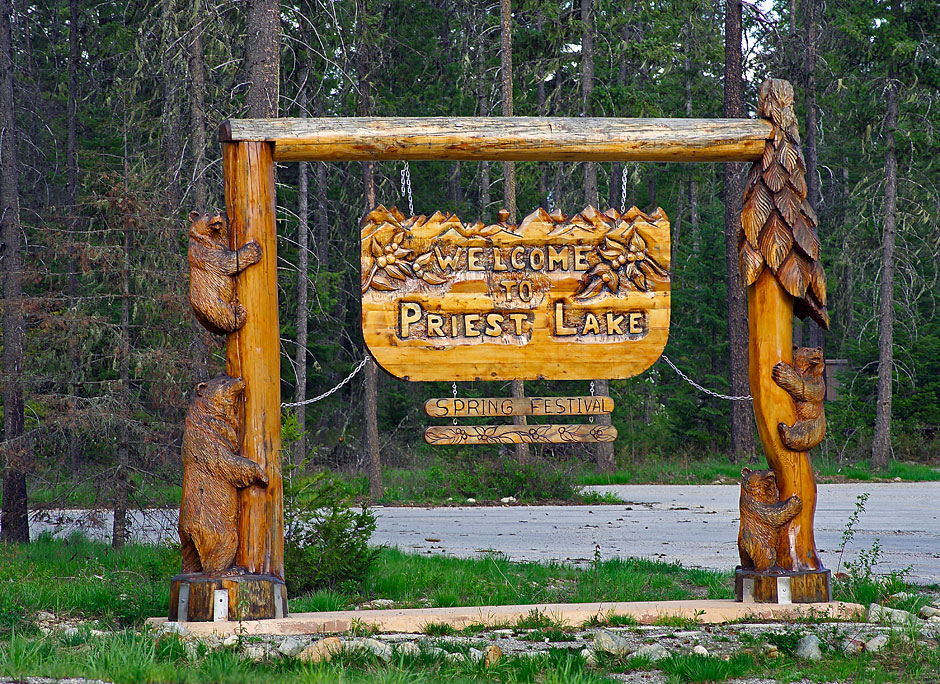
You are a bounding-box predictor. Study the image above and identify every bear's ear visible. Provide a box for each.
[196,381,208,397]
[741,467,751,476]
[189,210,201,222]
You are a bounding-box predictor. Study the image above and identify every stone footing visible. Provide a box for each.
[735,568,831,604]
[170,573,288,622]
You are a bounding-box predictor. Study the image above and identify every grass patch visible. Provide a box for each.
[658,653,754,682]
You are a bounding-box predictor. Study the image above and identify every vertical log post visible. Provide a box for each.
[736,79,830,603]
[222,141,285,582]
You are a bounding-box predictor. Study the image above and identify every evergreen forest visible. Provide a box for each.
[0,0,938,543]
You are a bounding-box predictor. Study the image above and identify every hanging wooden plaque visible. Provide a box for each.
[424,396,614,418]
[361,205,670,381]
[424,424,617,445]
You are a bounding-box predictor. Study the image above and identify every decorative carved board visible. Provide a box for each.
[424,396,614,418]
[361,205,670,381]
[424,424,617,445]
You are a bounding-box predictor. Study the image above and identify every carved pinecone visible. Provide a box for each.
[740,79,829,329]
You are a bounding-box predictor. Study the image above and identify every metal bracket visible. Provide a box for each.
[213,589,229,622]
[176,583,190,622]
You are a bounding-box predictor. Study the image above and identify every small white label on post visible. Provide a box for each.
[776,576,792,605]
[741,578,755,603]
[213,589,229,622]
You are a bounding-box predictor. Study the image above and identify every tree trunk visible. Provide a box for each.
[245,0,279,118]
[871,78,898,470]
[67,0,82,475]
[0,0,28,544]
[500,0,527,463]
[112,199,131,549]
[161,0,182,212]
[293,62,309,465]
[723,0,755,462]
[580,0,613,471]
[358,0,382,498]
[536,10,547,208]
[803,0,824,350]
[187,0,210,377]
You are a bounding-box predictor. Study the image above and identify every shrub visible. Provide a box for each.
[283,470,378,597]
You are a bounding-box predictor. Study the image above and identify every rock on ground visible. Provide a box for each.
[634,642,670,661]
[297,637,343,664]
[868,603,916,625]
[592,629,631,655]
[794,635,823,661]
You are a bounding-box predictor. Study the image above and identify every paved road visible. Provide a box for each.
[27,483,940,583]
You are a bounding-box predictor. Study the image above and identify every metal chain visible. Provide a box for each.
[400,162,414,216]
[620,164,629,213]
[452,382,458,425]
[589,380,595,423]
[281,357,370,407]
[661,354,752,402]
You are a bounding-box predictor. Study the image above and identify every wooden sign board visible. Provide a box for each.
[424,396,614,418]
[424,424,617,445]
[361,205,670,381]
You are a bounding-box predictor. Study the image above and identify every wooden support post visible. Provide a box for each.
[222,141,284,581]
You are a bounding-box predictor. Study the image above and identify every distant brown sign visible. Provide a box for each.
[361,205,671,381]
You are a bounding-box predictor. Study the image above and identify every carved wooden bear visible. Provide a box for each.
[738,468,802,572]
[179,374,268,575]
[188,211,262,335]
[772,346,826,452]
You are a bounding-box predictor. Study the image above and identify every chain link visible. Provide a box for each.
[661,354,752,402]
[452,382,458,425]
[281,357,370,407]
[620,164,629,213]
[400,162,414,216]
[589,380,595,423]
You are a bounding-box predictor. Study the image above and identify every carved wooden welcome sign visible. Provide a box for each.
[360,204,671,381]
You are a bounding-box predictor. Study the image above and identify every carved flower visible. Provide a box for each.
[361,232,413,292]
[575,228,668,300]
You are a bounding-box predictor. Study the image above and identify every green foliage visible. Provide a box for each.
[658,653,754,683]
[283,469,379,597]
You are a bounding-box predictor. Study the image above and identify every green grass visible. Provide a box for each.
[0,536,730,635]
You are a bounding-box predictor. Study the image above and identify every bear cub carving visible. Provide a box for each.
[179,374,268,575]
[738,468,802,573]
[772,346,826,452]
[188,211,262,335]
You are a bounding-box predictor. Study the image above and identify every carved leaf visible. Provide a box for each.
[629,269,649,292]
[384,263,409,281]
[776,141,801,174]
[790,168,807,198]
[413,252,434,268]
[739,240,765,286]
[421,272,447,285]
[628,230,647,253]
[801,198,818,225]
[369,274,398,292]
[810,259,827,306]
[641,254,669,278]
[792,215,820,261]
[777,251,808,298]
[762,162,788,193]
[759,212,794,271]
[575,277,605,300]
[370,237,383,258]
[762,140,777,170]
[741,183,772,247]
[360,262,377,293]
[773,186,802,226]
[746,163,762,190]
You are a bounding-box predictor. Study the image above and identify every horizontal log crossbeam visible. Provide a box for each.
[219,117,773,163]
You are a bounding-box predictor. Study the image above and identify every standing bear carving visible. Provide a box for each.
[772,346,826,452]
[188,211,262,335]
[738,468,802,573]
[180,374,268,575]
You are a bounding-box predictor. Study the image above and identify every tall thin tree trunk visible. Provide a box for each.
[536,11,548,208]
[723,0,755,462]
[112,198,131,549]
[294,58,310,465]
[579,0,613,472]
[161,0,182,212]
[871,78,898,470]
[358,0,382,497]
[67,0,83,475]
[0,0,28,543]
[803,0,823,350]
[500,0,527,463]
[187,1,210,376]
[245,0,280,118]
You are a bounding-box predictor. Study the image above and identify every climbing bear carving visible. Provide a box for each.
[772,346,826,452]
[738,468,802,572]
[188,211,262,335]
[179,374,269,575]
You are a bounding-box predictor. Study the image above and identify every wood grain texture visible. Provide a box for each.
[169,574,287,621]
[745,79,825,574]
[424,396,614,417]
[219,117,773,163]
[424,424,617,445]
[222,142,284,580]
[361,205,670,381]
